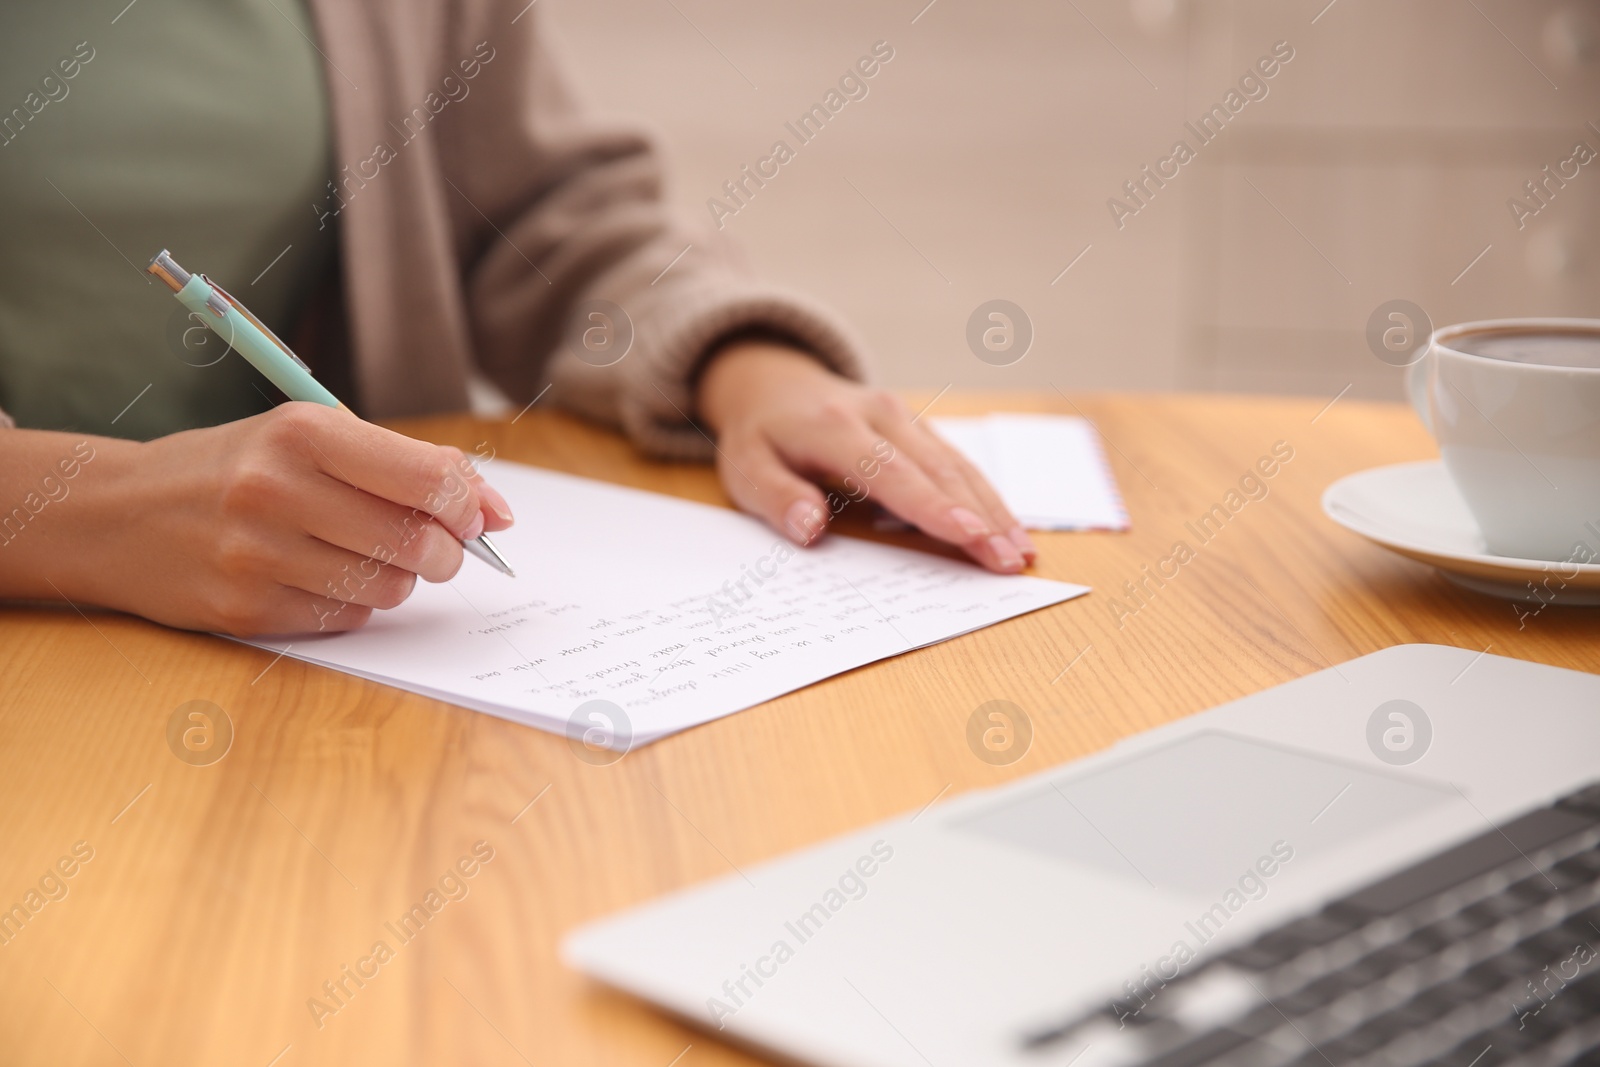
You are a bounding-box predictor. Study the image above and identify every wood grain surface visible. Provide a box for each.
[2,392,1596,1067]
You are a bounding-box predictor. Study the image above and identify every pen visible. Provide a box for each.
[146,249,515,578]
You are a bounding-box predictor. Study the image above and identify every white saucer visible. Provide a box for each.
[1322,461,1600,604]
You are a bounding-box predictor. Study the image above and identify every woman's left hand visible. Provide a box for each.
[695,340,1037,574]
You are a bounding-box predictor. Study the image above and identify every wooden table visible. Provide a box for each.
[2,393,1596,1067]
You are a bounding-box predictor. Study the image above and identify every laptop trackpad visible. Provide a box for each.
[952,731,1452,896]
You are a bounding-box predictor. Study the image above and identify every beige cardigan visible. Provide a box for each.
[294,0,867,458]
[0,1,868,449]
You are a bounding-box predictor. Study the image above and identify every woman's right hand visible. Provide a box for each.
[0,403,514,636]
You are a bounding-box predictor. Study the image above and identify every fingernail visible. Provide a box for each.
[479,482,515,524]
[785,499,826,545]
[463,511,485,541]
[950,506,991,540]
[988,534,1024,571]
[1008,524,1038,561]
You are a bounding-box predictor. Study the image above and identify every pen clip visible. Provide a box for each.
[200,275,313,373]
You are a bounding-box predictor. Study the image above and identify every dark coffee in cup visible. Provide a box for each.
[1452,328,1600,369]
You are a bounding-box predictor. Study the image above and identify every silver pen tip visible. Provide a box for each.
[464,533,516,577]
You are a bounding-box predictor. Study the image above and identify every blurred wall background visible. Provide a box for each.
[542,0,1600,401]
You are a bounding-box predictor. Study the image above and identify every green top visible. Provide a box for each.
[0,0,335,440]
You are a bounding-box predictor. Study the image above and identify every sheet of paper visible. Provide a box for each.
[931,413,1130,531]
[244,462,1089,747]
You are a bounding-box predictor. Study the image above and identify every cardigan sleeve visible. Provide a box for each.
[437,6,870,460]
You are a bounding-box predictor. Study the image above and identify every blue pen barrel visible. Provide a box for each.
[174,274,341,409]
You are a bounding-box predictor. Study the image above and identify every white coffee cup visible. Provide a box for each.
[1406,317,1600,562]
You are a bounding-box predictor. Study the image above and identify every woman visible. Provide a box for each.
[0,0,1034,635]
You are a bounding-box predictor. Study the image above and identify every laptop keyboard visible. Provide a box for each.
[1025,782,1600,1067]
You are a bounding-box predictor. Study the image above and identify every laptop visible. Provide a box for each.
[563,645,1600,1067]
